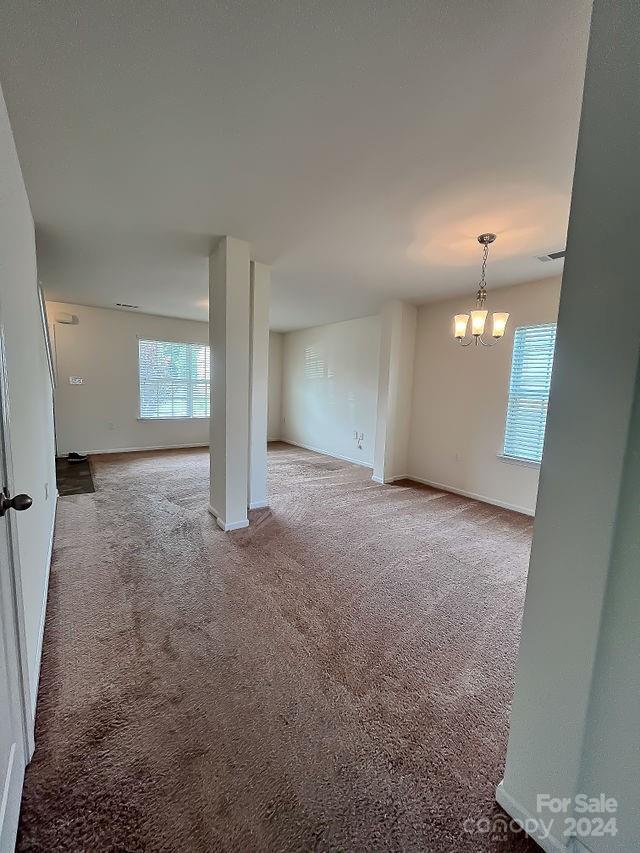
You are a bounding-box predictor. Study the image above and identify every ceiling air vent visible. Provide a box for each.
[537,250,566,262]
[115,302,139,309]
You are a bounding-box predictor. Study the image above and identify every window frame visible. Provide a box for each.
[500,322,557,465]
[137,337,211,421]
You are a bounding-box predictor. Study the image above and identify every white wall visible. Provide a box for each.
[48,302,210,455]
[576,370,640,852]
[248,262,270,510]
[208,236,251,530]
[498,2,640,849]
[373,300,417,483]
[268,332,283,440]
[408,276,562,515]
[281,316,380,467]
[0,86,57,711]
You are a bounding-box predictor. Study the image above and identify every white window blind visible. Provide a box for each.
[503,323,557,463]
[138,339,210,419]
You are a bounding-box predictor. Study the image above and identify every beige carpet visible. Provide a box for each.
[18,442,538,851]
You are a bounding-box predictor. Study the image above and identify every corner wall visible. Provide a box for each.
[0,86,57,711]
[268,332,283,440]
[48,302,211,455]
[373,300,417,483]
[281,316,380,467]
[576,364,640,852]
[407,275,562,515]
[498,1,640,846]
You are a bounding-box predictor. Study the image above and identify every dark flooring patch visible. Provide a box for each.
[55,457,95,496]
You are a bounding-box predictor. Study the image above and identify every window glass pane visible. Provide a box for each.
[503,324,557,463]
[138,339,211,419]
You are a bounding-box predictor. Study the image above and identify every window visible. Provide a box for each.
[138,339,210,419]
[503,323,557,463]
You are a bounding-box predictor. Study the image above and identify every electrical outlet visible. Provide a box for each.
[69,376,83,385]
[44,482,49,501]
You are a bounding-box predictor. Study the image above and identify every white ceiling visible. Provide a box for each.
[0,1,591,331]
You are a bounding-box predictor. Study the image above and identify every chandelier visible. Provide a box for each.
[453,233,509,346]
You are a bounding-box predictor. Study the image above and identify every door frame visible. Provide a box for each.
[0,322,35,759]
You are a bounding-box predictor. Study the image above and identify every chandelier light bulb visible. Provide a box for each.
[492,312,509,339]
[454,314,469,339]
[470,309,488,336]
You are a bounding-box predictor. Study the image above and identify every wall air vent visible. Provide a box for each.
[115,302,139,309]
[537,250,566,262]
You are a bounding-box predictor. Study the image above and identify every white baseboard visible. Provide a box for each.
[280,439,373,470]
[63,442,209,456]
[405,475,534,516]
[249,500,269,509]
[30,491,58,719]
[496,782,570,853]
[371,473,409,484]
[208,505,249,531]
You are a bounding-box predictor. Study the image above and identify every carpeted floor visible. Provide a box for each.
[18,443,539,851]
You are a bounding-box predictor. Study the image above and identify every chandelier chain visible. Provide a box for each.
[479,242,489,288]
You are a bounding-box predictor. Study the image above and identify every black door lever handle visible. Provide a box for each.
[0,487,33,517]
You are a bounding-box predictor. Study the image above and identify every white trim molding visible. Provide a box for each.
[137,417,210,422]
[248,500,269,510]
[406,475,534,516]
[497,453,541,469]
[280,439,373,470]
[77,442,209,456]
[31,490,58,721]
[371,473,409,485]
[208,506,249,532]
[496,782,571,853]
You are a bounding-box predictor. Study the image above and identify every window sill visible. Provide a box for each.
[137,417,210,422]
[497,453,541,469]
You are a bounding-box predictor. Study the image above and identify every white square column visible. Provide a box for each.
[209,236,251,531]
[248,261,270,509]
[373,300,417,484]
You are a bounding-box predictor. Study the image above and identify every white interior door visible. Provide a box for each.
[0,336,31,852]
[0,528,26,851]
